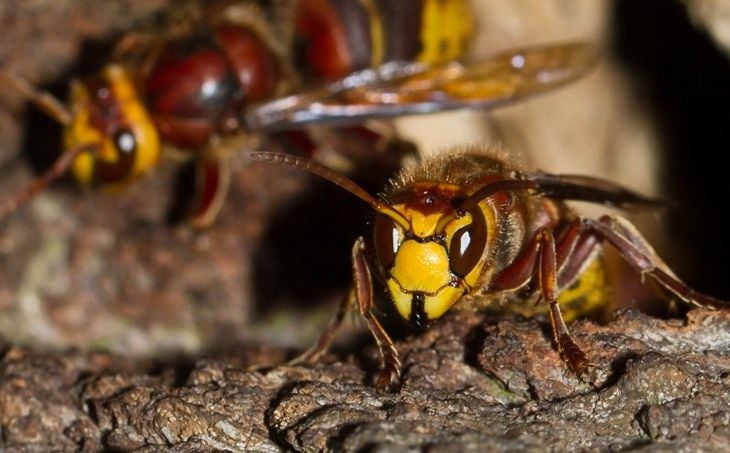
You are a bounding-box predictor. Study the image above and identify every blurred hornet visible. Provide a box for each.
[0,0,595,226]
[251,149,729,389]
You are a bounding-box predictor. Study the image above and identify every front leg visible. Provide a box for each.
[289,237,401,390]
[189,150,236,229]
[288,288,355,365]
[352,237,401,390]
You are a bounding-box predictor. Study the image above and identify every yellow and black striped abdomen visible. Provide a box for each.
[295,0,473,80]
[556,255,611,322]
[416,0,473,64]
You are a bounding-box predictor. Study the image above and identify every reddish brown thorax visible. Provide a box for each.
[144,24,280,149]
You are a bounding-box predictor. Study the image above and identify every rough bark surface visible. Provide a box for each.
[2,308,730,452]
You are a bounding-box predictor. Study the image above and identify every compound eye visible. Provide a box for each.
[448,209,487,277]
[94,127,138,184]
[373,214,401,268]
[113,128,137,155]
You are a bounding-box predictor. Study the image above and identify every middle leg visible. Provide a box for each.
[491,226,590,374]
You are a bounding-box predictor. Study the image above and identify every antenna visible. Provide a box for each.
[249,152,410,229]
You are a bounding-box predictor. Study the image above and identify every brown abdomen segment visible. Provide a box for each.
[294,0,425,80]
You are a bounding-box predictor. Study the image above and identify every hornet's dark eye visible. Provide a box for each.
[448,209,487,277]
[374,214,401,268]
[95,128,138,184]
[113,128,137,155]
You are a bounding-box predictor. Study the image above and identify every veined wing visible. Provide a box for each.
[246,42,598,131]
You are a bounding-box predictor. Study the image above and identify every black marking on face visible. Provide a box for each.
[410,292,428,329]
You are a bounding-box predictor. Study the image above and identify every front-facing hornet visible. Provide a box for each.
[0,0,596,227]
[250,148,728,390]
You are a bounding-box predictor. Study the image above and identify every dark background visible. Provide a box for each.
[612,0,730,299]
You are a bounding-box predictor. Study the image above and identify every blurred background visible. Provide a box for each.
[0,0,728,358]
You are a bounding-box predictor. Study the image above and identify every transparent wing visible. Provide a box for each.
[246,42,598,131]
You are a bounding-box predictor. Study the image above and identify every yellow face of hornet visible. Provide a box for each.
[373,184,490,328]
[64,65,160,190]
